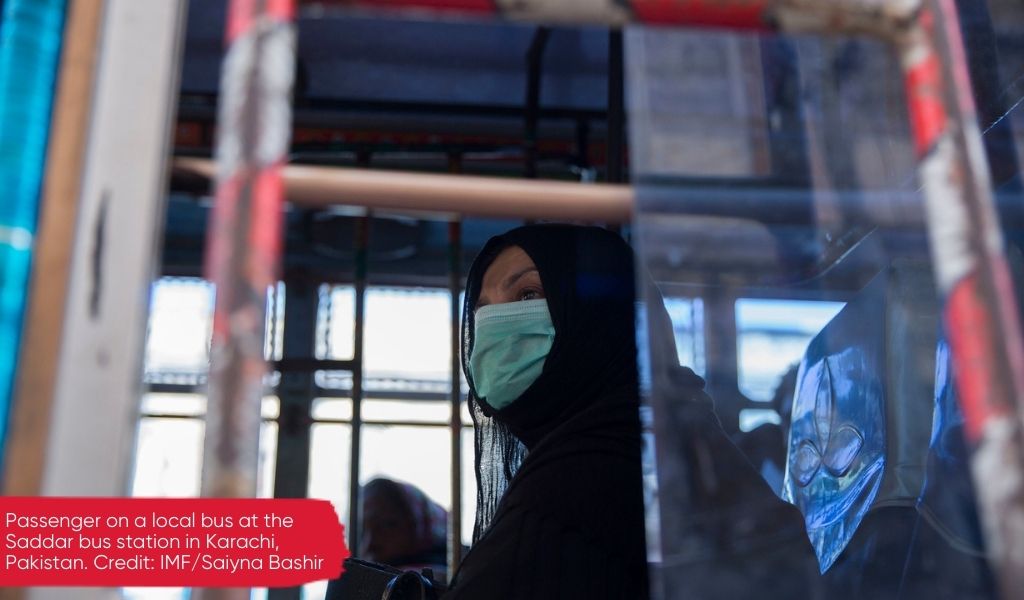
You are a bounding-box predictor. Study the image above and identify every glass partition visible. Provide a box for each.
[627,8,1023,595]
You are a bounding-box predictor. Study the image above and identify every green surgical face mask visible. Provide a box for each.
[469,299,555,410]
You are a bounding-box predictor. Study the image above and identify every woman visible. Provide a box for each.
[445,224,652,599]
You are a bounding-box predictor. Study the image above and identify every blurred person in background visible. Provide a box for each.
[359,477,449,582]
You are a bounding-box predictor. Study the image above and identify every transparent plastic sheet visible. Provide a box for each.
[626,7,1021,595]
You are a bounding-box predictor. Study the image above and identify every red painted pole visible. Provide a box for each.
[299,0,771,29]
[202,0,296,504]
[899,0,1024,595]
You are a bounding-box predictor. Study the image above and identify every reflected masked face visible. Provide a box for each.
[477,246,546,309]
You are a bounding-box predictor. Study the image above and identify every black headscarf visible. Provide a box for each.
[449,224,649,599]
[463,225,640,525]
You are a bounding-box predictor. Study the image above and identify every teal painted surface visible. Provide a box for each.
[0,0,67,454]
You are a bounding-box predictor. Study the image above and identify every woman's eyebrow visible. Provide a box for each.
[476,267,539,310]
[501,267,539,291]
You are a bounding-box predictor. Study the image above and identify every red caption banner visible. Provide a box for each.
[0,497,349,587]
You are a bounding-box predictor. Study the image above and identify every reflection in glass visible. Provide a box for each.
[627,17,1009,596]
[736,298,844,402]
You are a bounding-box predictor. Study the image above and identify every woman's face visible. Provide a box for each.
[477,246,546,309]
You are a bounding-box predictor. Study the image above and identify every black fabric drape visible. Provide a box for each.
[447,225,650,599]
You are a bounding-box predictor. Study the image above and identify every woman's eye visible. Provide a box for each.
[518,289,540,301]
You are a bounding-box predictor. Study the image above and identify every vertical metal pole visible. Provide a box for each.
[274,278,316,503]
[447,152,464,577]
[900,1,1024,595]
[607,28,624,185]
[447,220,464,576]
[201,1,296,596]
[347,214,369,556]
[759,36,810,188]
[702,290,741,437]
[201,0,296,591]
[268,276,315,600]
[524,27,550,180]
[606,28,625,235]
[203,0,295,499]
[574,117,591,176]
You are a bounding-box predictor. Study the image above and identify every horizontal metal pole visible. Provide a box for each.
[312,418,459,428]
[179,93,608,125]
[274,358,357,372]
[174,157,1024,228]
[138,410,468,430]
[140,412,279,423]
[147,383,463,403]
[174,157,633,223]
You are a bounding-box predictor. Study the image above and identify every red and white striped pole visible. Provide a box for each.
[200,2,295,596]
[202,0,296,510]
[899,0,1024,596]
